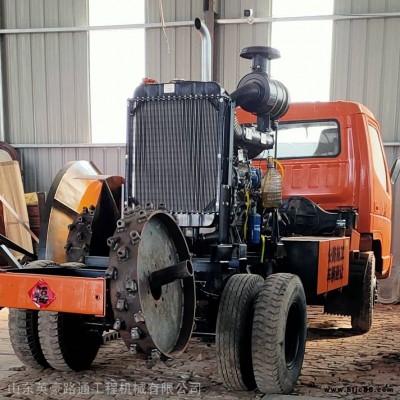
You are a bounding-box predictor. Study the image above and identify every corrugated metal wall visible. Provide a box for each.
[0,0,273,194]
[145,0,203,82]
[145,0,272,93]
[216,0,272,92]
[16,145,125,193]
[331,0,400,264]
[1,0,90,144]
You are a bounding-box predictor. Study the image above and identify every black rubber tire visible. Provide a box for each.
[8,309,49,369]
[38,311,102,371]
[252,273,307,394]
[351,252,376,333]
[216,273,264,391]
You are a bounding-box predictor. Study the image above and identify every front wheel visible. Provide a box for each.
[351,252,376,333]
[252,273,307,394]
[216,274,264,391]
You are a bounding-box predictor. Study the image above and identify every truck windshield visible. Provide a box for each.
[256,120,340,159]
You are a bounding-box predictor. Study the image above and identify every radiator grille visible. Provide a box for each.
[130,96,227,213]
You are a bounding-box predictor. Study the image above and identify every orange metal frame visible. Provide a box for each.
[0,272,106,316]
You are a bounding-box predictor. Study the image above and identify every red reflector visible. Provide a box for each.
[28,279,56,308]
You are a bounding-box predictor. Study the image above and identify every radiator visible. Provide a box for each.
[127,82,230,217]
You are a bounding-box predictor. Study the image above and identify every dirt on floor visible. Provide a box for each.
[0,304,399,400]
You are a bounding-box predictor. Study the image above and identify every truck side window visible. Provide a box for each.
[255,120,340,159]
[368,124,388,191]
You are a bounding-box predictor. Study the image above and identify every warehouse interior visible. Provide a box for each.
[0,1,400,398]
[1,0,400,261]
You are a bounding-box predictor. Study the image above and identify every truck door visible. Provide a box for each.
[367,121,392,275]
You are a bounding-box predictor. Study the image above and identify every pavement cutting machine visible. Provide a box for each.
[0,44,394,395]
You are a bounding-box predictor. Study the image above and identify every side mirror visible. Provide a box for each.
[390,157,400,184]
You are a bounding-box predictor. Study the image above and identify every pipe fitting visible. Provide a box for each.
[195,18,212,82]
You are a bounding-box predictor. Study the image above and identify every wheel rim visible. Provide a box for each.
[285,301,301,368]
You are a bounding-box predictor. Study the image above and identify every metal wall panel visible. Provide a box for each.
[16,145,126,193]
[331,0,400,265]
[331,0,400,143]
[144,0,272,92]
[145,0,202,82]
[216,0,272,92]
[1,0,90,144]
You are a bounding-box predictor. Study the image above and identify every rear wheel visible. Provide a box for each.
[216,273,264,391]
[252,273,307,394]
[38,311,102,371]
[351,252,376,333]
[8,308,49,369]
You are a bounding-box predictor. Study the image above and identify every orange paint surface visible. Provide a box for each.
[77,180,103,212]
[317,237,350,295]
[0,272,106,316]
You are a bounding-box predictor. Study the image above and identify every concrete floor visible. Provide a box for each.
[0,304,399,399]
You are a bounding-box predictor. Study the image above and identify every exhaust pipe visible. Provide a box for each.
[195,18,212,81]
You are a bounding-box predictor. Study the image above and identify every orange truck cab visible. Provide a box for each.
[238,101,394,279]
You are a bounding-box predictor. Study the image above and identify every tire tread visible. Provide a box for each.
[216,274,264,391]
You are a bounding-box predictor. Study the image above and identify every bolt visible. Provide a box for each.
[131,327,142,340]
[82,244,90,253]
[105,266,118,280]
[82,206,88,213]
[117,219,126,229]
[130,344,139,355]
[157,202,166,210]
[134,311,145,323]
[138,210,147,223]
[117,246,129,260]
[129,230,141,245]
[113,318,122,331]
[116,299,128,311]
[87,224,92,232]
[107,236,120,250]
[77,232,84,241]
[151,349,161,360]
[124,206,134,216]
[145,202,154,211]
[125,279,137,293]
[146,349,161,369]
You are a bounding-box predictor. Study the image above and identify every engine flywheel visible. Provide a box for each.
[108,204,195,364]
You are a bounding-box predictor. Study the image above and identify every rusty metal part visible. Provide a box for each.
[109,206,195,363]
[66,206,95,262]
[66,184,121,262]
[149,260,193,298]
